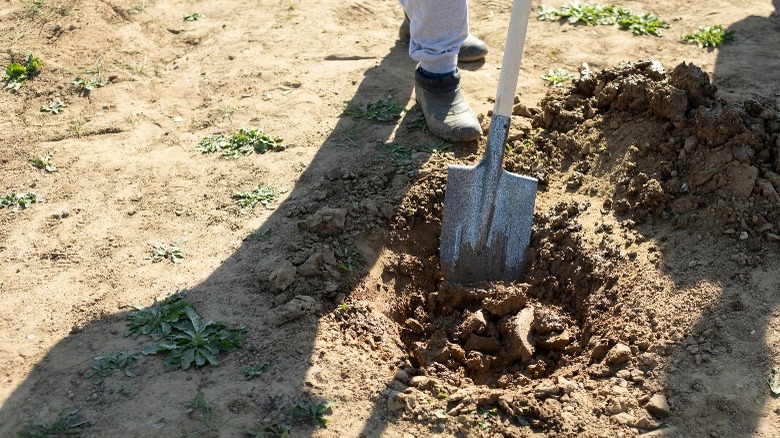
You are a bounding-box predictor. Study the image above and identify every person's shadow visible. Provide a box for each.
[0,37,481,436]
[712,0,780,103]
[657,5,780,435]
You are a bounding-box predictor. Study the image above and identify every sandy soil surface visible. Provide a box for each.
[2,0,780,436]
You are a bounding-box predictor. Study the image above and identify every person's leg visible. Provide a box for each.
[399,14,489,62]
[400,0,482,142]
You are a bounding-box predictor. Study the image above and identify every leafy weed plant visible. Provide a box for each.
[183,12,204,21]
[243,362,272,380]
[141,306,247,369]
[127,289,191,340]
[538,3,669,36]
[291,400,332,427]
[31,153,57,172]
[334,248,365,273]
[40,99,67,114]
[249,417,291,438]
[682,25,735,48]
[84,351,139,384]
[344,98,403,122]
[197,127,285,159]
[405,110,428,132]
[186,390,227,433]
[385,139,450,169]
[473,406,499,430]
[4,54,43,91]
[1,192,43,210]
[147,241,185,263]
[72,76,108,93]
[18,407,93,438]
[541,68,574,87]
[233,184,288,210]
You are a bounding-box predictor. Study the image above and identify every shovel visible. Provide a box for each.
[440,0,537,284]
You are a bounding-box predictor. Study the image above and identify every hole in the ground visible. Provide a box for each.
[382,179,618,387]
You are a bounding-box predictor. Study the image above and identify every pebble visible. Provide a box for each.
[646,393,670,417]
[605,343,632,365]
[739,231,749,240]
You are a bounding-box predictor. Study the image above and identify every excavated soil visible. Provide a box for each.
[3,1,780,437]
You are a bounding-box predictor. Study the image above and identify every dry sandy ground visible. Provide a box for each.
[1,0,780,437]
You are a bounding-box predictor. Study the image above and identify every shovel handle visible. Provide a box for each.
[493,0,533,118]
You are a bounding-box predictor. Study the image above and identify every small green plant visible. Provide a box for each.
[21,0,47,14]
[541,68,575,87]
[405,111,428,132]
[127,290,191,340]
[183,12,204,21]
[31,153,57,172]
[4,54,43,91]
[1,192,43,210]
[197,127,286,159]
[40,99,67,114]
[474,406,499,430]
[72,76,108,93]
[84,351,139,384]
[18,407,93,438]
[682,25,735,48]
[344,98,403,122]
[232,184,288,210]
[147,241,186,263]
[186,390,227,433]
[433,408,449,421]
[332,123,360,147]
[334,248,365,273]
[248,228,271,242]
[243,362,272,380]
[437,392,449,400]
[769,366,780,395]
[141,307,247,369]
[291,400,333,427]
[128,0,146,14]
[537,3,669,36]
[386,140,450,168]
[249,417,291,438]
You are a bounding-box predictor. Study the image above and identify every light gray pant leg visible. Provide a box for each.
[399,0,468,74]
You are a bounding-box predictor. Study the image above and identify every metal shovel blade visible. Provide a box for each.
[440,115,537,285]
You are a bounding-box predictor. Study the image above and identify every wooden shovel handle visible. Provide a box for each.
[493,0,533,118]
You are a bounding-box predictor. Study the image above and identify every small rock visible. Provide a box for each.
[304,207,348,236]
[646,394,670,418]
[409,375,431,389]
[606,397,629,415]
[502,306,535,364]
[768,233,780,242]
[464,334,502,354]
[298,253,322,277]
[394,369,410,384]
[534,379,560,399]
[605,343,632,366]
[269,260,296,291]
[611,412,636,425]
[740,231,749,240]
[271,295,315,325]
[386,393,406,413]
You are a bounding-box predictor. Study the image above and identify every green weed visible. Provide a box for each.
[31,153,57,172]
[84,351,139,384]
[197,127,286,159]
[127,290,191,340]
[72,76,108,93]
[243,362,272,380]
[344,98,403,122]
[232,184,287,210]
[247,228,271,242]
[334,248,365,273]
[21,0,47,15]
[405,110,428,132]
[183,12,204,21]
[18,407,93,438]
[332,123,360,147]
[538,3,669,36]
[40,99,67,114]
[1,192,43,210]
[474,406,499,430]
[385,139,450,169]
[433,408,448,421]
[541,68,574,87]
[682,25,735,48]
[249,417,291,438]
[141,306,247,370]
[4,54,43,91]
[186,390,227,434]
[128,0,146,14]
[291,400,332,427]
[147,241,186,263]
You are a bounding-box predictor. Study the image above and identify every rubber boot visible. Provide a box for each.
[399,14,489,62]
[415,66,482,142]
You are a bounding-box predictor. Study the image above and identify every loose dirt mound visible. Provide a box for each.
[357,60,780,436]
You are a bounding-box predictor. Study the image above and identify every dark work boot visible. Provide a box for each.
[415,66,482,142]
[399,14,489,62]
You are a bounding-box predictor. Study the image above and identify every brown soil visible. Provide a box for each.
[2,0,780,437]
